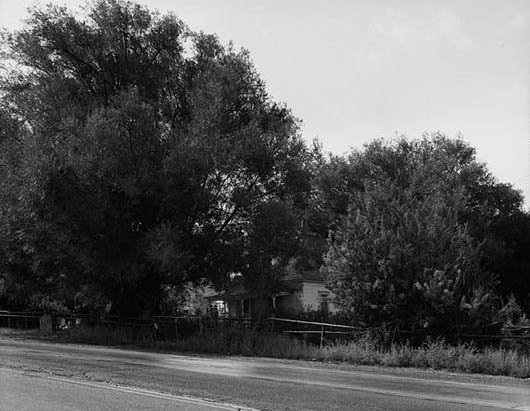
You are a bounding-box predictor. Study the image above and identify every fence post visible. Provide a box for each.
[7,312,11,328]
[320,325,324,348]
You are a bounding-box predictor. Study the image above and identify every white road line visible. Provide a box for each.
[1,367,259,411]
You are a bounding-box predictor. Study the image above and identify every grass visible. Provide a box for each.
[58,325,530,378]
[316,339,530,378]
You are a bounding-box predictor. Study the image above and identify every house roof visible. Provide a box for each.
[272,269,324,294]
[206,282,259,301]
[280,269,324,283]
[206,268,326,301]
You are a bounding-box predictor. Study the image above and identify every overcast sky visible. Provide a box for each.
[1,0,529,205]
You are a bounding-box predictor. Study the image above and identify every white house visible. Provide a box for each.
[208,269,337,319]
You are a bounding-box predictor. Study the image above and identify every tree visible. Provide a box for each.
[324,180,496,332]
[316,135,530,317]
[321,135,528,330]
[0,0,311,315]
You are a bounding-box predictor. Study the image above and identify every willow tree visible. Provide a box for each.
[0,0,311,314]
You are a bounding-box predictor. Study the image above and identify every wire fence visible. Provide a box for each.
[1,310,529,347]
[0,310,263,340]
[269,317,530,348]
[0,310,41,329]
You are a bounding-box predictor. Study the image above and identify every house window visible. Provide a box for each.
[318,291,330,315]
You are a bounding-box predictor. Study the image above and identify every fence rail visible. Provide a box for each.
[0,311,41,329]
[1,311,529,345]
[269,316,366,346]
[268,316,530,346]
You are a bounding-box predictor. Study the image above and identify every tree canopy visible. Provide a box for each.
[0,0,311,315]
[321,136,529,330]
[1,1,528,325]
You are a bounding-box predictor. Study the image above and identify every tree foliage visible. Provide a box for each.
[0,0,311,314]
[1,1,528,324]
[322,135,527,330]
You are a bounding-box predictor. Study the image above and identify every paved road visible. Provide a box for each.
[1,337,529,410]
[1,368,250,411]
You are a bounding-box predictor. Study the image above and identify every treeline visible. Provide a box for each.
[1,0,529,335]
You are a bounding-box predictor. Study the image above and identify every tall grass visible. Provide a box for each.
[61,326,530,378]
[315,338,530,378]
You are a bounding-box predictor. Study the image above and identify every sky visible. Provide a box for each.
[1,0,529,205]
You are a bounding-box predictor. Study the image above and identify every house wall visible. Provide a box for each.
[301,282,337,313]
[276,283,336,316]
[215,282,336,319]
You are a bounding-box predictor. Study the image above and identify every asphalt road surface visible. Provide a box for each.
[1,368,250,411]
[1,336,529,410]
